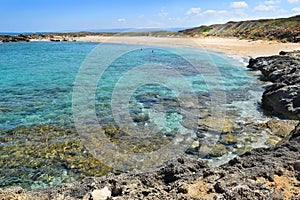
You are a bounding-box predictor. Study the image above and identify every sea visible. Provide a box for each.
[0,41,272,189]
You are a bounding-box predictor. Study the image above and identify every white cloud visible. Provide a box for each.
[218,10,229,14]
[158,10,168,17]
[117,18,126,22]
[203,10,228,14]
[254,5,277,11]
[292,6,300,11]
[230,1,249,9]
[288,0,299,3]
[186,7,201,15]
[204,10,217,14]
[265,0,281,4]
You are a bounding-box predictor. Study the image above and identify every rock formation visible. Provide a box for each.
[248,51,300,120]
[0,34,31,43]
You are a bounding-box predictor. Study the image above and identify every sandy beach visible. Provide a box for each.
[75,36,300,59]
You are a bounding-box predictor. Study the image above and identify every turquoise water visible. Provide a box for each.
[0,42,268,189]
[0,42,259,130]
[0,42,97,129]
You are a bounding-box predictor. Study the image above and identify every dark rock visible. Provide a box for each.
[294,161,300,172]
[274,168,284,176]
[214,182,226,193]
[0,34,32,43]
[132,113,149,123]
[247,51,300,119]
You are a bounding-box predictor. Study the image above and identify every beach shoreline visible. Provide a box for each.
[74,36,300,59]
[1,36,299,199]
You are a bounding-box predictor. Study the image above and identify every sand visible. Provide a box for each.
[75,36,300,59]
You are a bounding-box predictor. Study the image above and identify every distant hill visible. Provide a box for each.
[179,15,300,42]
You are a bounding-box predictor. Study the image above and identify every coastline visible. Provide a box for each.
[74,36,300,59]
[0,38,299,199]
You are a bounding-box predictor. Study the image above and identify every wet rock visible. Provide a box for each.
[185,140,200,154]
[186,141,230,158]
[236,145,252,155]
[199,143,229,157]
[199,117,234,133]
[133,113,149,123]
[0,125,111,190]
[265,136,280,147]
[266,119,299,137]
[219,133,238,145]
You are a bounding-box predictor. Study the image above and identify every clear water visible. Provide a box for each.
[0,42,262,129]
[0,42,97,129]
[0,42,269,189]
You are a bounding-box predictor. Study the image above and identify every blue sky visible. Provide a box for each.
[0,0,299,32]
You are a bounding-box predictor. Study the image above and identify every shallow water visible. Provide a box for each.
[0,42,272,189]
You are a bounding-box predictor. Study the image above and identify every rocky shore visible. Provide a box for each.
[1,124,299,200]
[1,52,300,199]
[248,51,300,120]
[0,34,32,43]
[0,33,93,43]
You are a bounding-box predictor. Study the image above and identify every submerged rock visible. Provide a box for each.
[265,136,281,147]
[1,122,298,199]
[198,117,234,133]
[0,125,111,190]
[219,133,238,145]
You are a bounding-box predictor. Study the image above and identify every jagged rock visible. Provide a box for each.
[247,51,300,119]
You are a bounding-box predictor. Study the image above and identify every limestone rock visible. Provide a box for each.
[199,117,234,133]
[91,186,111,200]
[266,119,299,138]
[219,133,238,145]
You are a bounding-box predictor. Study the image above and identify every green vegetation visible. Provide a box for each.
[180,15,300,42]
